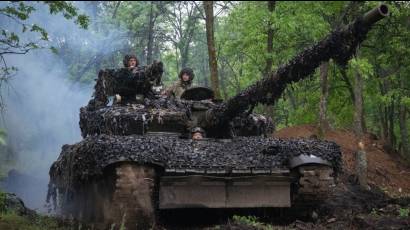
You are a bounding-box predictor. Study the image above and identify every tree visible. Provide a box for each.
[204,1,221,99]
[0,1,89,107]
[164,1,201,69]
[319,62,330,133]
[264,1,275,76]
[318,1,361,135]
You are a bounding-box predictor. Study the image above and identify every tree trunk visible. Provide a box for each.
[261,1,276,122]
[180,42,190,68]
[353,67,365,137]
[146,1,156,64]
[340,67,355,103]
[377,104,386,140]
[264,1,275,76]
[399,99,409,159]
[399,73,410,158]
[379,79,389,142]
[355,149,368,188]
[112,1,121,19]
[174,43,180,72]
[204,1,221,99]
[286,88,297,111]
[319,62,330,134]
[219,63,228,99]
[388,100,396,150]
[203,58,209,87]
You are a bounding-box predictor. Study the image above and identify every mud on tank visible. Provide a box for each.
[48,4,388,230]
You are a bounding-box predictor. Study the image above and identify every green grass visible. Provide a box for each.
[0,212,65,230]
[0,190,69,230]
[231,215,275,230]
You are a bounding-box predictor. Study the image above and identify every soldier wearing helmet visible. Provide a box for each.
[191,127,205,140]
[115,55,141,103]
[123,54,139,69]
[164,67,195,99]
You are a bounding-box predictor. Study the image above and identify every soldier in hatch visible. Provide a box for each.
[115,55,140,103]
[124,54,139,69]
[163,67,195,99]
[191,127,205,140]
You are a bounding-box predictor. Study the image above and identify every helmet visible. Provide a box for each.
[178,67,195,81]
[191,127,205,140]
[123,54,139,68]
[191,127,205,134]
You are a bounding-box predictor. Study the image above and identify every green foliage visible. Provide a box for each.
[0,1,89,48]
[0,190,6,213]
[0,212,66,230]
[399,208,409,217]
[2,1,410,167]
[0,1,90,108]
[370,208,378,217]
[44,1,89,29]
[232,215,273,230]
[0,129,6,146]
[0,190,63,229]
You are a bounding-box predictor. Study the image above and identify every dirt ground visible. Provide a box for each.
[266,124,410,229]
[274,124,410,197]
[177,125,410,230]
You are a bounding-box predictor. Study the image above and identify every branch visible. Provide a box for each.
[112,1,121,19]
[192,1,206,20]
[0,50,31,55]
[237,51,264,75]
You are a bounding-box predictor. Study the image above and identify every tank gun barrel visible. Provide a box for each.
[362,4,389,26]
[206,4,389,133]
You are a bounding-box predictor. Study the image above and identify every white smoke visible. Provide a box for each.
[0,2,125,212]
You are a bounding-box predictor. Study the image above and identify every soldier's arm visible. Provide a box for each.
[162,83,176,97]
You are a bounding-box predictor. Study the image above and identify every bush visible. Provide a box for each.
[232,215,273,230]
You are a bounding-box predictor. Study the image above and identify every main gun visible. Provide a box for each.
[204,4,389,136]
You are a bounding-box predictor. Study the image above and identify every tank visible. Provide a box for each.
[48,5,389,229]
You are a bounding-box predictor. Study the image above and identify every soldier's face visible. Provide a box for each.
[128,58,137,68]
[182,73,190,82]
[192,132,203,140]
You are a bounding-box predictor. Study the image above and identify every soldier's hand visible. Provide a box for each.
[115,94,122,103]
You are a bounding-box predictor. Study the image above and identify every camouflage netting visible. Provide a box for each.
[207,17,373,130]
[49,135,341,195]
[80,98,190,137]
[85,61,164,111]
[80,98,274,138]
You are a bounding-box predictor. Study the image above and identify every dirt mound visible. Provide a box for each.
[274,124,410,197]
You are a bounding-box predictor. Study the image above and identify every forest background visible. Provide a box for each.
[0,1,409,210]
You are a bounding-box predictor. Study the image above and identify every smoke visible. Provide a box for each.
[0,2,125,212]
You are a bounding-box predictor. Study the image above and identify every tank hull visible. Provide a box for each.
[159,173,291,209]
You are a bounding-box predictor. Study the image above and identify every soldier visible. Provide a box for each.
[123,54,139,69]
[115,55,140,103]
[163,67,195,99]
[191,127,205,140]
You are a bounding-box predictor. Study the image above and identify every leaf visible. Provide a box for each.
[0,129,6,146]
[50,46,58,54]
[30,24,49,40]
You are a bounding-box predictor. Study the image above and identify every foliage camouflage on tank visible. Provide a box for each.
[47,4,388,229]
[49,135,341,196]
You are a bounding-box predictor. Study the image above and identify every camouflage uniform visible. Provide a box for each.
[166,81,193,99]
[165,67,195,99]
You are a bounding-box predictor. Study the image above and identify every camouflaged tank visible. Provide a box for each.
[48,5,388,229]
